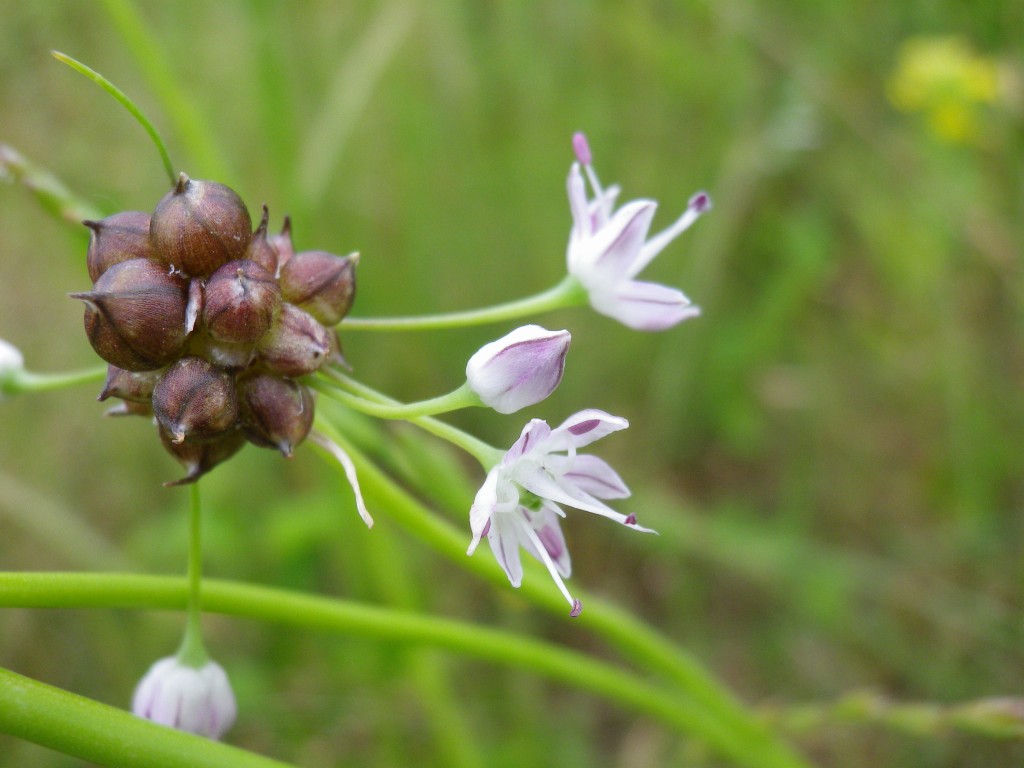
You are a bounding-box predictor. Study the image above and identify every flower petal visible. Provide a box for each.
[591,280,700,331]
[545,409,629,452]
[488,512,525,587]
[577,200,657,286]
[504,418,552,463]
[561,454,631,499]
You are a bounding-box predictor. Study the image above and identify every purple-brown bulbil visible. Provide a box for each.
[160,428,246,486]
[245,206,278,275]
[256,303,332,377]
[85,211,155,282]
[238,374,314,457]
[202,259,281,344]
[98,365,160,403]
[71,258,189,371]
[278,250,357,326]
[150,173,252,277]
[152,356,238,444]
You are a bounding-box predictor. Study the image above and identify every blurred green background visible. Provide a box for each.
[1,1,1022,766]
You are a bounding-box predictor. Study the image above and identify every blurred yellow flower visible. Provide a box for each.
[887,36,1000,144]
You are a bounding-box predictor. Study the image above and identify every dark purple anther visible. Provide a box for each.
[624,513,637,526]
[569,599,583,618]
[688,191,712,214]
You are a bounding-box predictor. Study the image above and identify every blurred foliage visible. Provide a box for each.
[0,1,1022,766]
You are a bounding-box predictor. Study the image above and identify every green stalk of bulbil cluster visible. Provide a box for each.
[1,366,106,398]
[175,483,209,668]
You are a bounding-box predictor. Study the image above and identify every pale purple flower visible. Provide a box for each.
[132,656,237,740]
[566,131,711,331]
[467,409,654,616]
[466,325,571,414]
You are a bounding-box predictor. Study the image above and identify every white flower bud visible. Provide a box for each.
[466,325,571,414]
[132,656,237,739]
[0,339,25,401]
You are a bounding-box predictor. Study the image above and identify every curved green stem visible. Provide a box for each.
[175,483,208,667]
[0,572,740,765]
[340,276,587,331]
[312,414,811,768]
[4,366,106,398]
[317,376,501,468]
[51,51,176,186]
[0,666,294,768]
[308,375,479,419]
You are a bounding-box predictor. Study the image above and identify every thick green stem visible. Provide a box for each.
[4,366,107,398]
[0,573,744,764]
[0,666,293,768]
[340,276,587,331]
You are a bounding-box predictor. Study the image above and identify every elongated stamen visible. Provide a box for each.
[633,191,713,276]
[521,522,580,616]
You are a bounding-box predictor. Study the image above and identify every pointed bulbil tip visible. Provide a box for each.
[569,599,583,618]
[174,172,191,194]
[68,291,100,310]
[277,441,294,459]
[688,191,712,214]
[572,132,592,165]
[83,219,101,232]
[257,204,270,231]
[280,216,292,236]
[171,430,186,445]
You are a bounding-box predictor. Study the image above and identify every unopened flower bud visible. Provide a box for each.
[202,259,281,344]
[132,656,237,739]
[257,304,332,377]
[150,173,252,277]
[465,325,571,413]
[152,356,238,444]
[71,258,190,371]
[84,211,155,282]
[98,365,159,403]
[238,373,314,457]
[278,250,357,326]
[160,427,246,485]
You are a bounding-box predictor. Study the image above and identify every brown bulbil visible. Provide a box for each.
[160,428,246,486]
[257,303,332,377]
[72,258,189,371]
[150,173,252,277]
[245,206,278,275]
[278,250,357,326]
[238,374,314,457]
[98,365,160,403]
[152,356,238,444]
[85,211,156,282]
[202,259,281,344]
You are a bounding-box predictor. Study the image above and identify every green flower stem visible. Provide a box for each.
[0,666,295,768]
[175,483,209,667]
[313,415,811,768]
[0,572,740,765]
[340,275,587,331]
[4,366,107,397]
[51,51,176,186]
[0,144,105,224]
[308,375,479,420]
[316,377,502,468]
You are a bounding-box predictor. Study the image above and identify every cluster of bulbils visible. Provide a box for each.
[74,173,355,484]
